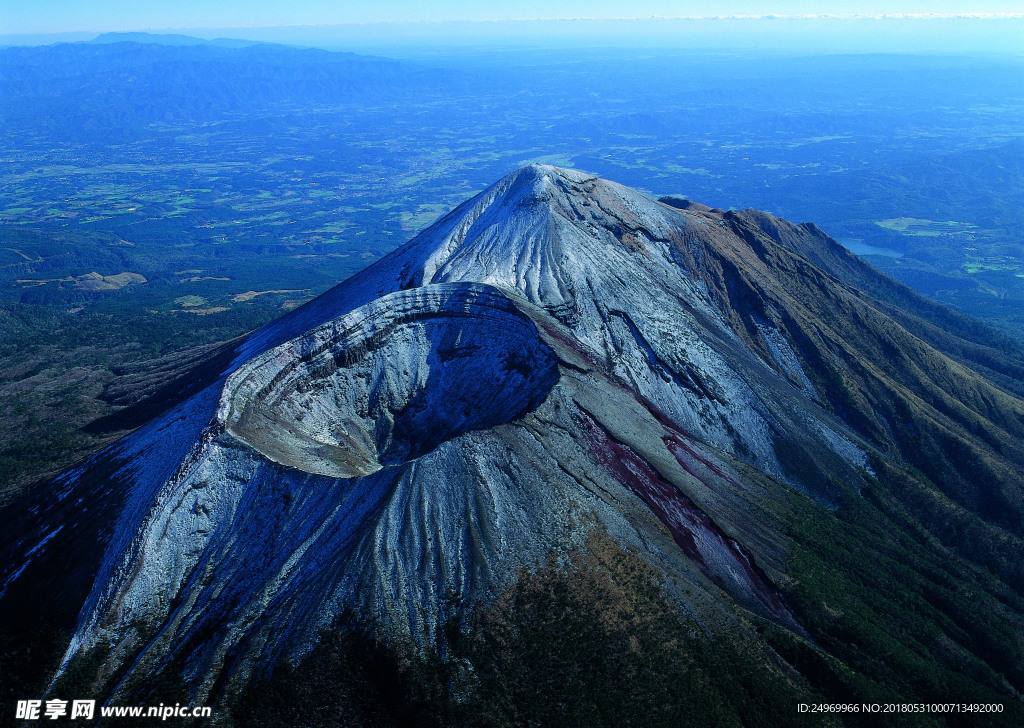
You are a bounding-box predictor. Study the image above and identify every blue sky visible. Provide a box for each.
[2,1,1022,56]
[3,1,1023,34]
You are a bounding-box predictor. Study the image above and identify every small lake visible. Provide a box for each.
[839,239,903,258]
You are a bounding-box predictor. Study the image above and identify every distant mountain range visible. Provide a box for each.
[2,166,1021,722]
[88,32,269,48]
[0,39,462,135]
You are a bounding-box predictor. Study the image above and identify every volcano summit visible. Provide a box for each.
[2,166,1023,722]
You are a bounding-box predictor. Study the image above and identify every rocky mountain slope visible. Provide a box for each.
[2,165,1022,720]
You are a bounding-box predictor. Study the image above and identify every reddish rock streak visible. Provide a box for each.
[576,407,785,617]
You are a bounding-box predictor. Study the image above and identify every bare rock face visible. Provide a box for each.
[223,285,560,478]
[4,164,1023,703]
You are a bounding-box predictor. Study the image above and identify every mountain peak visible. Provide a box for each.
[4,167,1023,708]
[503,162,595,190]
